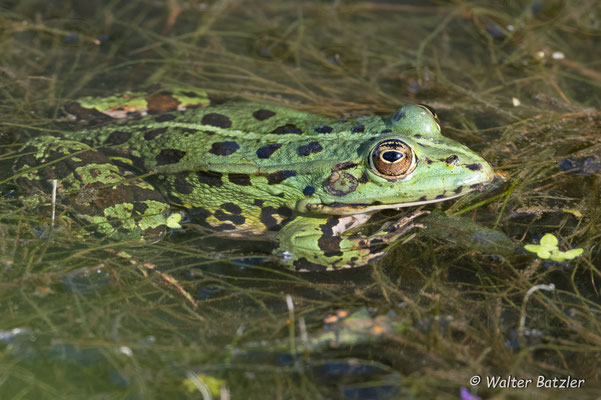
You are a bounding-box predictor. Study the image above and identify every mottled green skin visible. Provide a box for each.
[14,90,494,270]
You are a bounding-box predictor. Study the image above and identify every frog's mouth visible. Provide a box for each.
[297,180,492,215]
[299,193,465,215]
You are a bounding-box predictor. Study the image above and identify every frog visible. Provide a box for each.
[13,88,495,271]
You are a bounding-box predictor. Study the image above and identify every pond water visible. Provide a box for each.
[1,1,601,399]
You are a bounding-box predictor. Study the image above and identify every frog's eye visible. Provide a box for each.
[417,104,438,120]
[417,104,441,132]
[370,139,417,180]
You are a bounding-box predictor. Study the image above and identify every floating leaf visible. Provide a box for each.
[539,234,558,249]
[563,248,584,259]
[524,234,583,262]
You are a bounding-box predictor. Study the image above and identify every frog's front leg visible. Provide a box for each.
[275,212,425,271]
[13,136,178,242]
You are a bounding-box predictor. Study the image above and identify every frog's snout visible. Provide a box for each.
[460,155,495,187]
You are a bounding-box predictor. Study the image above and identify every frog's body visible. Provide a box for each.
[14,89,494,271]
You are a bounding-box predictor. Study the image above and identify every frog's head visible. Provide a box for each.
[296,104,495,214]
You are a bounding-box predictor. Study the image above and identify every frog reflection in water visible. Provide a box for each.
[14,89,494,271]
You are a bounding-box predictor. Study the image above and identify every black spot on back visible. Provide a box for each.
[202,113,232,128]
[154,114,176,122]
[260,206,293,231]
[315,125,333,133]
[252,109,276,121]
[197,171,223,187]
[190,206,211,221]
[256,143,282,159]
[298,141,323,156]
[105,130,131,145]
[173,173,194,194]
[267,170,297,184]
[382,129,392,133]
[144,127,168,140]
[221,202,242,214]
[214,209,245,225]
[273,124,302,134]
[303,185,315,196]
[213,223,236,231]
[228,173,251,186]
[351,125,365,133]
[209,141,239,156]
[156,149,186,165]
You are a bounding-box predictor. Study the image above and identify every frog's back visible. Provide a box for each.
[66,101,383,175]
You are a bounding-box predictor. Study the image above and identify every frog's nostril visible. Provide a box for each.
[445,155,459,165]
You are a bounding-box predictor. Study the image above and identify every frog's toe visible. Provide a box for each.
[372,210,428,239]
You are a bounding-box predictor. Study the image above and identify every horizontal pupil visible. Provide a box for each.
[382,151,403,162]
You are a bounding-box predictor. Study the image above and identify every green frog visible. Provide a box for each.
[13,89,494,271]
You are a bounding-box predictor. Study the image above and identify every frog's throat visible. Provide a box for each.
[296,193,465,215]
